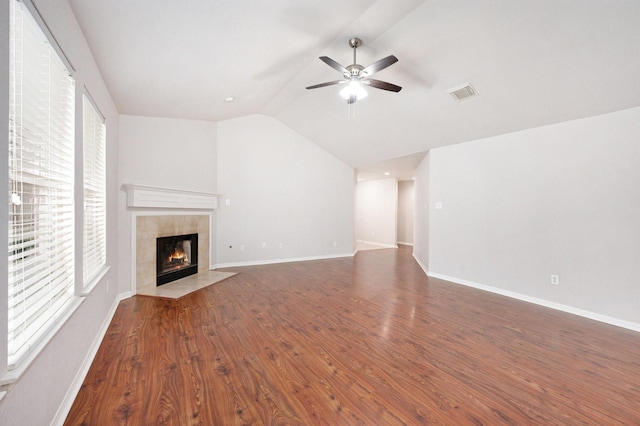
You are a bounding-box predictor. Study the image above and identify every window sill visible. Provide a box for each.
[80,265,111,296]
[0,296,85,395]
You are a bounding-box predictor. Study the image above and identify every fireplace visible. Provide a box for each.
[156,233,198,286]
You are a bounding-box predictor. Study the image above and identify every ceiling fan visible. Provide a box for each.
[306,37,402,104]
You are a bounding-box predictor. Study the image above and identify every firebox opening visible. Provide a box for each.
[156,233,198,286]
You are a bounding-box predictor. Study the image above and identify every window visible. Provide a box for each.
[8,0,76,366]
[82,94,106,286]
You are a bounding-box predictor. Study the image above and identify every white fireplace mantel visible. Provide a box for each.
[123,184,219,210]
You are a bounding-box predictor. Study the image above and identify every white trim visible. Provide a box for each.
[122,184,218,209]
[1,297,84,391]
[397,241,414,246]
[208,214,215,270]
[21,0,75,75]
[80,265,111,296]
[130,213,137,295]
[427,272,640,333]
[359,240,398,249]
[51,291,131,426]
[82,86,105,122]
[214,252,354,269]
[412,253,428,276]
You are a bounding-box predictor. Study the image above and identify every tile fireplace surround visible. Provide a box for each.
[123,184,218,295]
[135,215,210,294]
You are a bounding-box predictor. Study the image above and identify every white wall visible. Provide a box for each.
[0,0,121,424]
[355,178,398,247]
[118,115,218,287]
[417,106,640,327]
[413,153,430,269]
[216,114,354,265]
[118,115,217,192]
[397,180,414,245]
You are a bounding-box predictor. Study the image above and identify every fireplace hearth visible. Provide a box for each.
[156,233,198,286]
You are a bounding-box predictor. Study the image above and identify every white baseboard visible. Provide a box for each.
[427,272,640,333]
[213,252,355,269]
[397,241,414,246]
[412,253,428,276]
[359,240,398,249]
[51,291,132,426]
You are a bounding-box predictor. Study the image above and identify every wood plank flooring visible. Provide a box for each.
[65,246,640,425]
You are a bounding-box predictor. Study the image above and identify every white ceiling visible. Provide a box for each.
[68,0,640,180]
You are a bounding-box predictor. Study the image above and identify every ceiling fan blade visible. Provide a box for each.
[305,80,345,90]
[319,56,349,74]
[363,78,402,92]
[361,55,398,76]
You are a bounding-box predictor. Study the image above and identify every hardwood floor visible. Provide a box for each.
[65,246,640,425]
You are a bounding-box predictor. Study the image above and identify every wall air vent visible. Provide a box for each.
[448,82,477,102]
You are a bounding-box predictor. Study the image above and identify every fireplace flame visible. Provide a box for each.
[168,248,188,263]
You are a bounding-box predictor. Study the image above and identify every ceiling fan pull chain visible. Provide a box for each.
[347,101,356,121]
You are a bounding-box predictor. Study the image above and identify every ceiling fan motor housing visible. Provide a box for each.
[345,64,364,79]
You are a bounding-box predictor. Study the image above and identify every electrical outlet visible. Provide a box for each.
[279,243,283,249]
[261,242,267,248]
[551,275,559,285]
[240,245,245,251]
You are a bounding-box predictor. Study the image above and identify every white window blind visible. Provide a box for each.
[8,0,76,366]
[82,94,106,285]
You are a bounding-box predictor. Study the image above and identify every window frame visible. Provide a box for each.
[81,91,108,293]
[6,0,78,371]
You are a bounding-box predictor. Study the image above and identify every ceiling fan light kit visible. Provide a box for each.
[340,82,368,101]
[306,37,402,104]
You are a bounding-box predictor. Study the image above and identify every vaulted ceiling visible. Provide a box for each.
[68,0,640,180]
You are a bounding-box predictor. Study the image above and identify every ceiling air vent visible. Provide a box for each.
[448,82,477,102]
